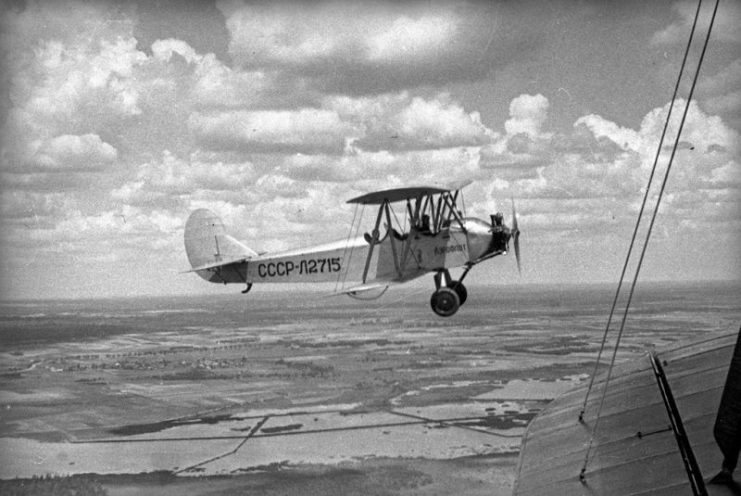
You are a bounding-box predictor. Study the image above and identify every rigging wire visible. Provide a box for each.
[335,202,364,292]
[577,0,703,422]
[580,0,720,480]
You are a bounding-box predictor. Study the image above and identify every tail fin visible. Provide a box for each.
[184,209,257,281]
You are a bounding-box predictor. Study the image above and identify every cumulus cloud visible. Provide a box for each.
[217,0,537,94]
[327,93,494,152]
[480,94,552,179]
[504,94,550,137]
[218,1,462,68]
[112,150,259,208]
[575,115,641,151]
[482,95,740,237]
[30,134,117,171]
[151,38,202,64]
[24,37,147,122]
[281,146,480,186]
[1,33,146,184]
[189,108,355,154]
[1,1,738,297]
[366,14,457,63]
[189,93,493,155]
[639,99,739,155]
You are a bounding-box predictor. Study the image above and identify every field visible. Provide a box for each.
[0,281,738,495]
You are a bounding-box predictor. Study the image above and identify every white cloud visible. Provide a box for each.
[392,96,492,147]
[504,94,549,137]
[112,151,258,208]
[637,99,740,155]
[281,146,480,188]
[151,38,202,64]
[0,190,71,224]
[575,115,641,151]
[1,34,146,183]
[190,57,276,109]
[189,92,493,155]
[1,2,738,298]
[30,134,117,171]
[709,159,741,187]
[482,94,740,242]
[24,37,147,121]
[219,1,346,67]
[216,1,517,93]
[480,94,554,181]
[189,108,354,154]
[327,92,493,151]
[367,14,457,63]
[219,1,464,67]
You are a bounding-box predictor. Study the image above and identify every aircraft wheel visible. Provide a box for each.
[450,281,467,305]
[430,287,460,317]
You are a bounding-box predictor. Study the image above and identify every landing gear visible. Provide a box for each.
[430,287,460,317]
[450,281,467,305]
[430,269,466,317]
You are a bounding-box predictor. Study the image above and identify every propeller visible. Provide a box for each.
[510,199,522,275]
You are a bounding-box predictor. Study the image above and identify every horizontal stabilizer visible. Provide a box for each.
[183,256,249,273]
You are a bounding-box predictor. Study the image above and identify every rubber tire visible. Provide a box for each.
[430,287,461,317]
[450,281,467,305]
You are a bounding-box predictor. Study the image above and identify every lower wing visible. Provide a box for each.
[334,269,428,297]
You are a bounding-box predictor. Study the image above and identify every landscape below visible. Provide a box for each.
[0,281,738,495]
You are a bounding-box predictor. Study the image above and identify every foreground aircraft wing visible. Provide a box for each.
[513,328,740,496]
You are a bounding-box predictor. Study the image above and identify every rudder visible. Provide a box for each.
[184,209,257,281]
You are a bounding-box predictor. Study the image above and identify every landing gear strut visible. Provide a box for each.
[450,280,467,305]
[451,263,474,306]
[430,269,468,317]
[430,287,460,317]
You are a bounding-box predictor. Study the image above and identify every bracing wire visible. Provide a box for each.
[335,202,359,292]
[335,202,364,292]
[578,0,703,421]
[580,0,719,479]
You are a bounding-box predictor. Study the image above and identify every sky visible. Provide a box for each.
[0,0,739,300]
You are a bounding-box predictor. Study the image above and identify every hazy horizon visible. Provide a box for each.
[1,277,738,303]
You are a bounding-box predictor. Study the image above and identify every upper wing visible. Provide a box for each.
[347,180,472,205]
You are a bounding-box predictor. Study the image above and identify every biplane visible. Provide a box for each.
[184,181,521,317]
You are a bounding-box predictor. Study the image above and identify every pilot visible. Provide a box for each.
[491,212,504,231]
[420,214,431,234]
[491,212,506,251]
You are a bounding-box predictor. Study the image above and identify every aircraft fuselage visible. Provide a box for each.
[193,217,506,286]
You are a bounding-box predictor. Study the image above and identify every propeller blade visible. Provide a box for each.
[511,199,522,275]
[514,230,522,275]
